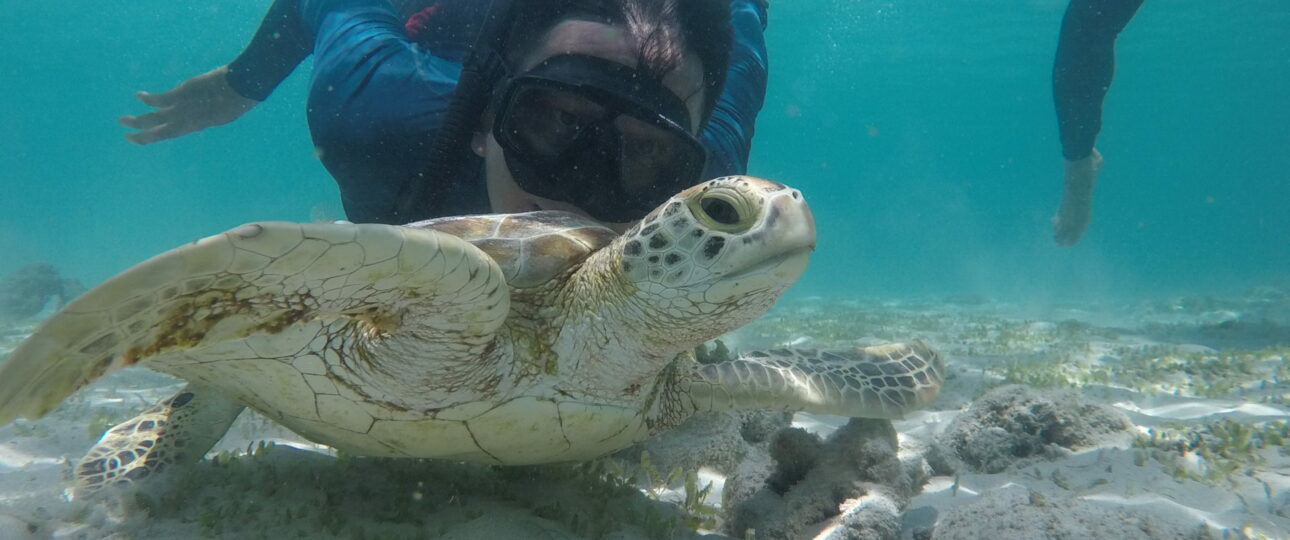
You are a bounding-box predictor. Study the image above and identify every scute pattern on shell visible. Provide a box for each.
[406,211,618,289]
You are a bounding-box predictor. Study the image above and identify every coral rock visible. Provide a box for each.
[934,385,1133,473]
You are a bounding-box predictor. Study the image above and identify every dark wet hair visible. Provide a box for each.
[506,0,732,124]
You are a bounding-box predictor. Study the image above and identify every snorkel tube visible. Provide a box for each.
[393,0,520,222]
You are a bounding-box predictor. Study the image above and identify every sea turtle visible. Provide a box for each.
[0,176,943,496]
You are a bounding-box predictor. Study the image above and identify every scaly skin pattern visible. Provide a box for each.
[75,384,244,496]
[0,176,941,496]
[678,342,946,420]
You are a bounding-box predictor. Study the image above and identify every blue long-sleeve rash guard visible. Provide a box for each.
[226,0,769,224]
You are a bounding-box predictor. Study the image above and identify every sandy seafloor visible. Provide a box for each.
[1,284,1288,539]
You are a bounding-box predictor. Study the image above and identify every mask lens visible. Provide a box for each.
[493,63,709,221]
[615,115,704,205]
[502,85,608,159]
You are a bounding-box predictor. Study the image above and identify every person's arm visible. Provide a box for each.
[700,0,769,179]
[225,0,314,101]
[118,0,312,144]
[225,0,482,101]
[119,0,416,145]
[1049,0,1143,246]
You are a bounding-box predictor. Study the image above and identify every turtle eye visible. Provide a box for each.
[687,185,756,234]
[700,196,740,226]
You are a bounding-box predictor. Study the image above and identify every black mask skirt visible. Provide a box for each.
[491,54,707,222]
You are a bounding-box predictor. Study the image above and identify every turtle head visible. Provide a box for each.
[614,176,815,348]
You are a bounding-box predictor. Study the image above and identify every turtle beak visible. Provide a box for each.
[699,182,815,298]
[770,188,816,255]
[754,189,815,284]
[718,185,815,281]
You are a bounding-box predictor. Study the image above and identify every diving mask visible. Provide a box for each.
[492,54,707,222]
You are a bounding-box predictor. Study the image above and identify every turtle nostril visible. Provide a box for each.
[700,196,740,226]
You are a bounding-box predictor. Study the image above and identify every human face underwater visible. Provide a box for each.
[477,19,707,231]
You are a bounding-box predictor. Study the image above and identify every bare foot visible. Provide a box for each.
[1052,149,1103,246]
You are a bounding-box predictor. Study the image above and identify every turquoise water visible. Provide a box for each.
[1,0,1287,302]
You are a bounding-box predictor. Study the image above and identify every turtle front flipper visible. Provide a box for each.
[0,222,509,425]
[75,384,244,499]
[685,342,945,419]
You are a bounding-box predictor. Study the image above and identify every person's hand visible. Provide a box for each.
[1052,148,1103,246]
[118,66,257,145]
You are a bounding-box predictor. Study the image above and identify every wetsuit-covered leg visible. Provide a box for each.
[1052,0,1144,161]
[1050,0,1143,246]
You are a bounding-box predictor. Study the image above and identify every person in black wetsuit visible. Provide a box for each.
[1051,0,1144,246]
[119,0,769,229]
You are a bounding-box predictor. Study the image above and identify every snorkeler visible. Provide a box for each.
[118,0,768,229]
[1050,0,1144,246]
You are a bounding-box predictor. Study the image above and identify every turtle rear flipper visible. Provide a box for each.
[76,384,244,499]
[686,342,945,419]
[0,222,509,425]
